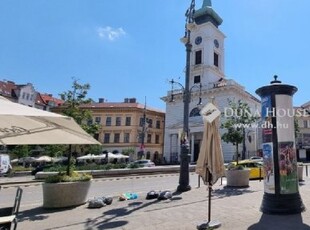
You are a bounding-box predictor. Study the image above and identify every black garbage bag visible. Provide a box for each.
[88,197,106,208]
[146,190,159,200]
[157,190,172,200]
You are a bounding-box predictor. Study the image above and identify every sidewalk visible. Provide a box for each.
[12,174,310,230]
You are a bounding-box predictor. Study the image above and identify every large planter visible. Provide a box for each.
[42,180,91,208]
[225,169,250,187]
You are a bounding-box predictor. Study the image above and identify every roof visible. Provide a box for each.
[194,0,223,26]
[40,93,64,106]
[80,102,165,114]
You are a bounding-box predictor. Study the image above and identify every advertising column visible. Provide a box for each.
[256,76,305,214]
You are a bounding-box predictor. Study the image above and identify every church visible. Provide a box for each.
[162,0,261,163]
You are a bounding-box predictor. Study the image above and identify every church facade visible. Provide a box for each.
[162,0,261,163]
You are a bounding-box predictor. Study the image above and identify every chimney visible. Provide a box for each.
[129,98,136,103]
[98,98,105,103]
[124,98,129,103]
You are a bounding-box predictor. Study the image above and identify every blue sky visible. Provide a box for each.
[0,0,309,111]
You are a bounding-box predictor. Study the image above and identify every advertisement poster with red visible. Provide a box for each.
[261,96,273,143]
[278,141,298,194]
[262,143,275,193]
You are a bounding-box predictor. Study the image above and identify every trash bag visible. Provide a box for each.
[88,197,106,208]
[146,190,159,200]
[157,190,172,200]
[105,197,113,205]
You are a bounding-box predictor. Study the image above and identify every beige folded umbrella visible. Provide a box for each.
[196,103,225,185]
[0,96,101,145]
[196,102,225,229]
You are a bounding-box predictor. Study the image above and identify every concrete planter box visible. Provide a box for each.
[225,169,250,187]
[298,165,303,181]
[42,180,91,208]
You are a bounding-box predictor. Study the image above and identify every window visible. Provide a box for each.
[95,117,101,124]
[116,117,121,126]
[155,135,160,144]
[114,133,120,143]
[156,120,161,129]
[125,117,131,126]
[148,119,153,128]
[94,133,99,140]
[124,133,130,143]
[214,52,219,67]
[147,134,152,143]
[304,120,308,128]
[87,119,93,125]
[22,92,26,99]
[104,133,110,143]
[195,50,202,65]
[106,117,111,126]
[194,75,201,84]
[139,117,145,127]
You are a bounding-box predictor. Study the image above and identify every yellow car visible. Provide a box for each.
[227,160,265,179]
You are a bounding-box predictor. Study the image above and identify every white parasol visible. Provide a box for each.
[0,96,101,145]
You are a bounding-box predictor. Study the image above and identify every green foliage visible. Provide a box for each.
[45,171,92,183]
[11,145,29,158]
[59,79,99,135]
[59,79,100,176]
[227,163,245,170]
[122,148,135,156]
[44,145,67,158]
[221,99,259,163]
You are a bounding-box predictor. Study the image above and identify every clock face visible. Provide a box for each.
[214,39,219,48]
[195,36,202,45]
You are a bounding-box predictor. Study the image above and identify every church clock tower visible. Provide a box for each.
[184,0,226,89]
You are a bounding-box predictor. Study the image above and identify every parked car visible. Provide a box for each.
[133,160,155,167]
[228,160,264,179]
[249,156,263,162]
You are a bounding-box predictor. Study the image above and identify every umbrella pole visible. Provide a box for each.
[197,171,221,230]
[208,177,212,223]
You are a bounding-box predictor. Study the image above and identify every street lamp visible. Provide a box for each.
[169,75,202,192]
[173,0,196,192]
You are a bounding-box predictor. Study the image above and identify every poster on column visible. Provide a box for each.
[261,96,273,143]
[278,141,298,194]
[262,142,275,193]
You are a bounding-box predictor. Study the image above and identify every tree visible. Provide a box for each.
[59,79,101,175]
[221,99,259,164]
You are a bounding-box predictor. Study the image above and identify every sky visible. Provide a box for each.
[0,0,310,111]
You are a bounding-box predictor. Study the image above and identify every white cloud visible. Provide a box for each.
[97,26,126,41]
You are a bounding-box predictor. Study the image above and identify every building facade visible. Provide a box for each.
[162,0,261,163]
[295,102,310,161]
[79,98,165,163]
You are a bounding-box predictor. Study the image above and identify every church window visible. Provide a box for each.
[189,107,201,117]
[195,50,202,65]
[194,75,201,84]
[214,52,219,67]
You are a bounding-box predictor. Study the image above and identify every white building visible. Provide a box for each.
[162,0,261,163]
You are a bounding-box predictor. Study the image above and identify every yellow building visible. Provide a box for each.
[80,98,165,163]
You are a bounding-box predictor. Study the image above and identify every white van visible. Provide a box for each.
[0,154,11,175]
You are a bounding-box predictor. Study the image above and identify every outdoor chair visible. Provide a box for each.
[0,187,23,230]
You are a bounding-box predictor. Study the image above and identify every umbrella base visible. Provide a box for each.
[197,220,221,230]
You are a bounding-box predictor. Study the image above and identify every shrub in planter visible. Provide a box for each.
[43,171,92,208]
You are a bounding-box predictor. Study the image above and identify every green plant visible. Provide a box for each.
[227,163,245,170]
[45,171,92,183]
[221,99,259,164]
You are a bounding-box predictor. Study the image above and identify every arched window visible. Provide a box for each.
[189,107,201,117]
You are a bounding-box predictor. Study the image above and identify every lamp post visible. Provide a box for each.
[139,99,147,159]
[169,78,202,192]
[169,0,196,193]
